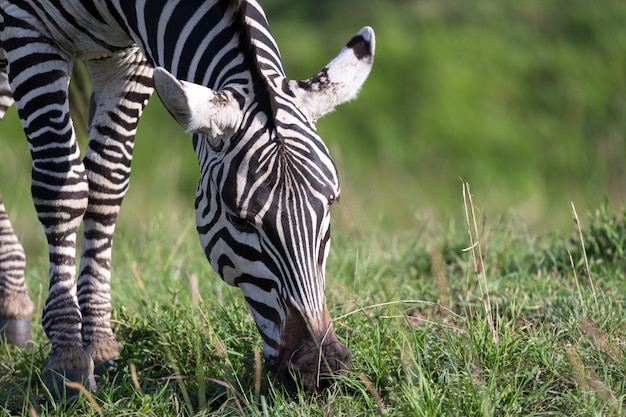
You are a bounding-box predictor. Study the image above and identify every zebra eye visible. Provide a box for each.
[226,212,256,233]
[328,193,340,206]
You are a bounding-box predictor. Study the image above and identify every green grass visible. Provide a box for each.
[1,199,625,416]
[2,1,626,414]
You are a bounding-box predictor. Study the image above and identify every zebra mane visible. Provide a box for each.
[231,0,277,131]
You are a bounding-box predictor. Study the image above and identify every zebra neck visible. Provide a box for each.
[240,0,286,123]
[102,1,282,91]
[243,1,286,80]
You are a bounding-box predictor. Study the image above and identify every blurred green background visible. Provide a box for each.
[1,0,626,253]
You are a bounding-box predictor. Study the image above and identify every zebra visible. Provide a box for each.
[0,0,374,397]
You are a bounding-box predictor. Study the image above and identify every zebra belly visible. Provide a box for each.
[1,0,134,60]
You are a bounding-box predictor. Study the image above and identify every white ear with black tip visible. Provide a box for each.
[291,26,375,121]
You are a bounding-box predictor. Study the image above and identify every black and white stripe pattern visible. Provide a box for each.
[0,0,374,393]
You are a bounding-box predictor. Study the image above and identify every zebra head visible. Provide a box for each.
[153,27,375,392]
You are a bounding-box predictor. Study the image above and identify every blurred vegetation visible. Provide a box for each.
[265,0,626,233]
[2,0,626,253]
[544,202,626,274]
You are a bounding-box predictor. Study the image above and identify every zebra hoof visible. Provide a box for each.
[43,357,96,401]
[94,358,115,378]
[0,316,32,348]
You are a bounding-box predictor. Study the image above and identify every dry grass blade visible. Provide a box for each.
[386,313,465,333]
[429,247,450,311]
[580,317,622,365]
[324,384,338,417]
[567,250,586,316]
[587,379,619,413]
[209,378,246,416]
[462,181,497,344]
[254,346,262,400]
[570,202,600,316]
[129,362,141,392]
[565,344,587,390]
[189,273,201,305]
[335,299,465,322]
[565,344,619,413]
[357,371,385,413]
[64,381,103,416]
[131,261,144,289]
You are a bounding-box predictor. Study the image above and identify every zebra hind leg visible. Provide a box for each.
[78,50,153,375]
[0,198,35,348]
[3,33,95,399]
[0,70,35,348]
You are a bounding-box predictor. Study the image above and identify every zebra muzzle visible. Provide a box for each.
[270,329,352,393]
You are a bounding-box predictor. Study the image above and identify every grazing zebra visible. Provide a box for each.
[0,0,374,397]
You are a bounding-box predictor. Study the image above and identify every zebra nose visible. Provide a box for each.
[274,336,352,393]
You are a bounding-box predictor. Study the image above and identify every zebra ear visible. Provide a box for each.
[292,26,375,122]
[153,67,241,140]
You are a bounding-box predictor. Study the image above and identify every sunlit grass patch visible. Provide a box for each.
[1,195,625,415]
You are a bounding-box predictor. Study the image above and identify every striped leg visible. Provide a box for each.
[2,24,93,395]
[0,65,35,345]
[78,49,153,368]
[0,67,34,346]
[0,199,34,350]
[0,196,34,347]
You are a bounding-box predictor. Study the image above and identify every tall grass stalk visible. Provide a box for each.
[570,202,600,316]
[462,181,497,344]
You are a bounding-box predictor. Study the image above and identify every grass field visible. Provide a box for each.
[1,196,625,416]
[1,0,626,415]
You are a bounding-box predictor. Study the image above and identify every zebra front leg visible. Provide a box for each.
[32,144,94,398]
[78,50,153,371]
[40,192,96,399]
[32,136,95,398]
[31,130,94,398]
[0,70,34,347]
